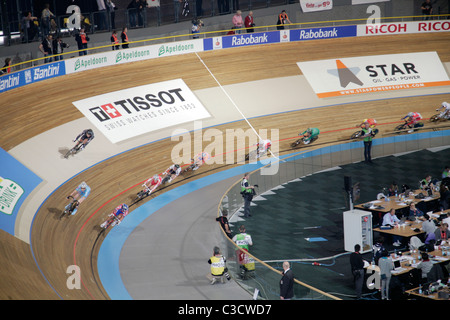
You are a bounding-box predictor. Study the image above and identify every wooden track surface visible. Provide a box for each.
[1,32,450,300]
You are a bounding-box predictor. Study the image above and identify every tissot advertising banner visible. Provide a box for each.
[72,79,211,143]
[297,52,450,98]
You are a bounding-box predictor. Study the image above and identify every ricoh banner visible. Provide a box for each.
[64,39,204,74]
[359,20,450,36]
[72,79,211,143]
[297,52,450,98]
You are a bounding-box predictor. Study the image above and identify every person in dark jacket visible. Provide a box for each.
[280,261,294,300]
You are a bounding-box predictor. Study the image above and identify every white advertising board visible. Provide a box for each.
[72,79,211,143]
[64,39,204,74]
[297,52,450,98]
[300,0,333,12]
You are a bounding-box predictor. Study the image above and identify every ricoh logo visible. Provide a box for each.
[89,88,185,122]
[231,33,269,46]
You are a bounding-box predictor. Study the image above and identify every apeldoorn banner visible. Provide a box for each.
[297,52,450,98]
[72,79,211,143]
[300,0,332,12]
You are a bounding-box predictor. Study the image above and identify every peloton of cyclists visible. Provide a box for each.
[100,203,129,229]
[67,181,91,215]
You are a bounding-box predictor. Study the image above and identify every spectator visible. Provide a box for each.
[279,261,294,300]
[276,10,291,30]
[361,121,374,164]
[232,10,243,34]
[39,34,53,63]
[208,246,230,284]
[416,252,433,282]
[387,182,398,197]
[382,208,402,247]
[240,172,255,218]
[442,166,450,179]
[174,0,182,23]
[244,11,255,33]
[105,0,117,29]
[191,18,202,39]
[232,225,253,279]
[121,27,129,49]
[372,236,387,265]
[216,211,232,239]
[41,3,56,36]
[434,223,450,243]
[95,0,108,31]
[22,11,39,43]
[0,58,12,75]
[422,215,437,237]
[439,184,450,210]
[408,203,425,221]
[420,174,434,190]
[75,28,89,56]
[421,0,433,20]
[349,244,365,300]
[52,36,69,61]
[378,250,394,300]
[127,0,141,27]
[111,30,120,50]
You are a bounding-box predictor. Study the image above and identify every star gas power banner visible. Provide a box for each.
[297,52,450,98]
[72,79,211,143]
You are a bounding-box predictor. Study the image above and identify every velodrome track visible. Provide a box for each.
[1,32,450,300]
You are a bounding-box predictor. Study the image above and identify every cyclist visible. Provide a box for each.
[256,139,271,157]
[67,181,91,215]
[163,164,182,183]
[72,129,94,151]
[435,101,450,120]
[190,151,210,171]
[100,203,129,229]
[401,112,423,133]
[142,174,163,196]
[299,128,320,145]
[358,118,378,134]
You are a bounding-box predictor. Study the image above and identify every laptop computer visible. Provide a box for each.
[393,260,402,270]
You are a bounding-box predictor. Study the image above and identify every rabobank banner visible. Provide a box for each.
[0,148,42,236]
[203,25,356,50]
[0,61,65,93]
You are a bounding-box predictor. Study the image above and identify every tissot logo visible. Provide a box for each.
[88,88,185,122]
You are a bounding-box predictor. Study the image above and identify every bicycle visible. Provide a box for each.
[133,188,151,203]
[100,214,121,230]
[393,121,424,134]
[291,135,319,147]
[350,128,378,140]
[64,142,85,159]
[430,111,449,122]
[60,196,79,219]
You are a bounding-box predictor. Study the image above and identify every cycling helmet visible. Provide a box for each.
[407,112,414,118]
[80,181,87,189]
[86,129,94,136]
[306,128,312,134]
[174,164,180,168]
[152,174,160,182]
[121,203,129,213]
